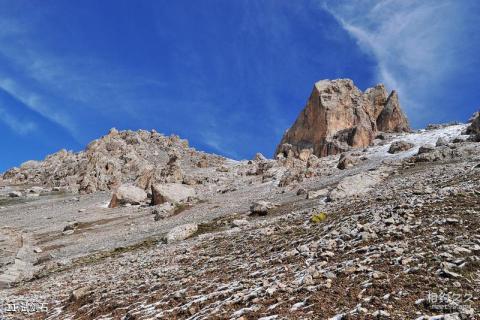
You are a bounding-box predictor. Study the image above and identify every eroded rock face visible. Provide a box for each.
[376,91,410,133]
[276,79,410,158]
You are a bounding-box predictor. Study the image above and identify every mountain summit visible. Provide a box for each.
[276,79,410,158]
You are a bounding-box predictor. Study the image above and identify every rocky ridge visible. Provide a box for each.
[2,128,225,194]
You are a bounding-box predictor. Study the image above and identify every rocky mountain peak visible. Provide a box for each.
[275,78,410,158]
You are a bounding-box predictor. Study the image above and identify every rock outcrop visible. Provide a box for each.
[467,110,480,141]
[1,129,224,194]
[276,79,410,158]
[376,91,410,132]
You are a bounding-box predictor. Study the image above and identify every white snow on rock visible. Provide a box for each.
[368,124,468,160]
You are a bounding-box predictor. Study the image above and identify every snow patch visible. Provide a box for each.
[368,124,468,160]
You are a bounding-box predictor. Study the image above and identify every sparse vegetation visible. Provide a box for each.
[311,212,327,223]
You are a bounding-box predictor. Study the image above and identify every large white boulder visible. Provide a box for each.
[151,183,195,205]
[307,188,329,199]
[165,223,198,243]
[108,184,147,208]
[328,171,384,201]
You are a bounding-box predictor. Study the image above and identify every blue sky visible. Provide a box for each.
[0,0,479,171]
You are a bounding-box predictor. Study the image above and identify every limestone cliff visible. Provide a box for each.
[275,79,410,158]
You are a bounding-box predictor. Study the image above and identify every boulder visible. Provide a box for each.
[69,287,90,302]
[296,188,307,196]
[232,219,249,227]
[307,188,329,199]
[337,153,357,170]
[27,186,45,194]
[278,169,304,187]
[152,202,175,221]
[298,149,313,162]
[328,171,384,201]
[63,222,79,232]
[108,184,147,208]
[151,183,195,205]
[388,141,414,154]
[436,137,448,147]
[165,223,198,243]
[8,191,22,198]
[417,144,436,155]
[275,79,410,159]
[250,200,274,215]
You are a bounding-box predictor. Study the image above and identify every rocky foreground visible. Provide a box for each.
[0,80,479,319]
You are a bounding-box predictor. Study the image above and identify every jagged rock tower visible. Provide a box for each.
[275,79,410,158]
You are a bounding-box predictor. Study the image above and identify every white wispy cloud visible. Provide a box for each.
[197,114,242,159]
[0,78,77,135]
[323,0,473,122]
[0,17,81,138]
[0,11,166,141]
[0,107,37,135]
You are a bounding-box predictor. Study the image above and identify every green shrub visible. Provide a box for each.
[311,212,327,223]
